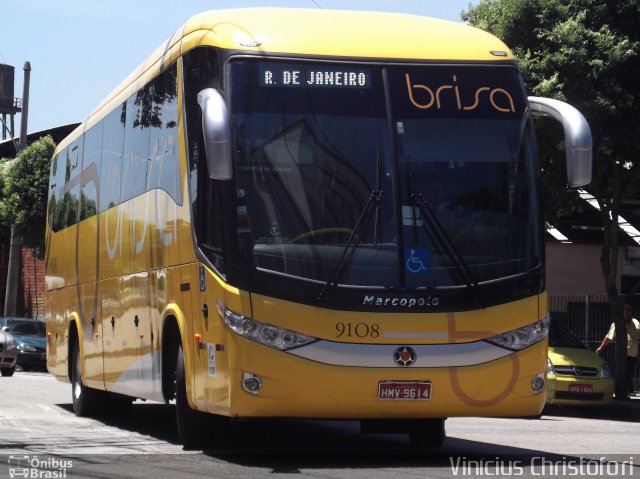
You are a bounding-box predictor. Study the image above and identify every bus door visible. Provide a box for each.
[191,264,230,412]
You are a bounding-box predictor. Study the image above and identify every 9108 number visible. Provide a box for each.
[336,322,380,338]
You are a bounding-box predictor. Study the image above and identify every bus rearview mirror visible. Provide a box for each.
[197,88,233,181]
[528,96,592,188]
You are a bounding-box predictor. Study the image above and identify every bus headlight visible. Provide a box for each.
[601,363,612,379]
[217,301,317,350]
[484,315,550,351]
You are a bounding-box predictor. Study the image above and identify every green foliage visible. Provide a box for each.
[0,161,11,244]
[0,136,55,256]
[465,0,640,396]
[464,0,640,223]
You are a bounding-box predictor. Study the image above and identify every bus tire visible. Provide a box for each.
[71,340,104,417]
[175,343,202,448]
[408,418,446,447]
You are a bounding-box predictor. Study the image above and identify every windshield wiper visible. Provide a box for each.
[373,147,383,245]
[317,188,383,304]
[408,192,484,303]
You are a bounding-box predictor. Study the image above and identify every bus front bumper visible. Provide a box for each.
[200,336,548,419]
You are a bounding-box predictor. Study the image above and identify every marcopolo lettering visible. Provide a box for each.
[363,295,440,308]
[405,73,516,113]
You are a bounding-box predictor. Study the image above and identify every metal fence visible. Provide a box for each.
[548,294,639,393]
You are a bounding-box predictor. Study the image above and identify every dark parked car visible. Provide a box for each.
[0,317,46,371]
[0,328,17,376]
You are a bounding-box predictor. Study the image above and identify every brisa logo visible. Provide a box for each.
[405,73,516,113]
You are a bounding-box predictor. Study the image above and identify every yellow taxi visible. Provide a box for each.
[546,321,614,406]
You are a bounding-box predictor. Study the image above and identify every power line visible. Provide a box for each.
[310,0,323,8]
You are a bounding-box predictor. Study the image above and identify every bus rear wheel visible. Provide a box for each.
[408,418,446,447]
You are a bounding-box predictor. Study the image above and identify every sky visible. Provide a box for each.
[1,0,474,135]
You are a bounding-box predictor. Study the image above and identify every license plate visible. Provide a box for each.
[378,381,432,400]
[569,383,593,394]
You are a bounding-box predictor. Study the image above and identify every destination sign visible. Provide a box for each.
[259,64,372,89]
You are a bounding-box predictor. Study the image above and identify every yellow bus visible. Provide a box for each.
[45,8,592,447]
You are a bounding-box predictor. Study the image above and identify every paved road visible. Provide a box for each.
[1,372,638,478]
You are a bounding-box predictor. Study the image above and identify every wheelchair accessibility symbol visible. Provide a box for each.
[405,248,430,274]
[199,266,206,292]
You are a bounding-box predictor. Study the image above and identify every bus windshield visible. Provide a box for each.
[230,60,541,292]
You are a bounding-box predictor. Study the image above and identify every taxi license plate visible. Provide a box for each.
[569,383,593,394]
[378,381,432,400]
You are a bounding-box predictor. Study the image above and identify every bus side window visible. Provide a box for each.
[52,149,68,231]
[64,142,82,228]
[48,153,59,229]
[51,144,82,232]
[183,47,220,178]
[81,121,103,220]
[122,86,152,201]
[148,62,180,204]
[183,47,225,272]
[99,104,126,212]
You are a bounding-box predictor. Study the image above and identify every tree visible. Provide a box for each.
[0,135,55,257]
[0,161,12,244]
[463,0,640,399]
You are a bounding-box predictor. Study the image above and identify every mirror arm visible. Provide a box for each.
[528,96,592,187]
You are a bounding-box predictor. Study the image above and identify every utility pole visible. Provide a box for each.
[18,62,30,149]
[4,61,30,317]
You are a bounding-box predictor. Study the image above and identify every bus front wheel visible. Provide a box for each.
[175,343,202,448]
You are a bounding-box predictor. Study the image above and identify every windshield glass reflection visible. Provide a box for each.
[230,60,541,289]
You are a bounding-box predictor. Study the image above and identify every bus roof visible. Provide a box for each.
[60,8,513,151]
[180,8,513,61]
